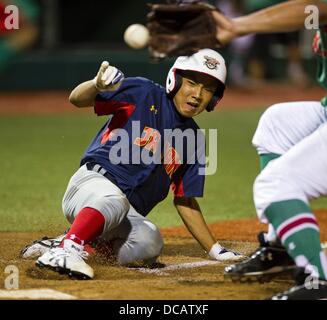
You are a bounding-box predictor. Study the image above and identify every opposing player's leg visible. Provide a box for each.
[225,103,327,282]
[253,101,327,243]
[36,164,130,279]
[254,123,327,299]
[102,205,163,267]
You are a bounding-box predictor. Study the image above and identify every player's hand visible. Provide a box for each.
[212,11,238,46]
[208,243,245,261]
[93,61,124,92]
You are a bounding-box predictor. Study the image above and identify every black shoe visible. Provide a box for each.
[267,280,327,300]
[257,231,283,248]
[224,232,296,283]
[267,266,327,300]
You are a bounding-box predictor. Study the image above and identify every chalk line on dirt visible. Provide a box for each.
[136,260,220,276]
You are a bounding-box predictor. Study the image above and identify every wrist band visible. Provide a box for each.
[208,242,223,259]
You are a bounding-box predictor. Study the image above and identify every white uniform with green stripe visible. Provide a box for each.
[253,22,327,219]
[254,123,327,222]
[252,16,327,280]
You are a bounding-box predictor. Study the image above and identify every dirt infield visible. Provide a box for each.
[0,210,326,300]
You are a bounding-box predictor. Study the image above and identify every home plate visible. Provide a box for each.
[0,289,76,300]
[137,260,220,276]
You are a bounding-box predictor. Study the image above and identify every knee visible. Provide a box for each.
[63,192,130,233]
[255,104,280,133]
[258,103,285,125]
[252,103,286,154]
[138,221,164,258]
[117,221,163,266]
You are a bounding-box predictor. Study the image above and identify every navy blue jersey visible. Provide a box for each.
[81,77,205,216]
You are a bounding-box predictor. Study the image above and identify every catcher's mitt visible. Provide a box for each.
[147,1,220,59]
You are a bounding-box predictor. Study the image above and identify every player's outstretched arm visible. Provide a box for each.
[213,0,327,46]
[69,61,124,108]
[174,196,244,261]
[173,196,217,253]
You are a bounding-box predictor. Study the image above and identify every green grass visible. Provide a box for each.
[1,111,326,232]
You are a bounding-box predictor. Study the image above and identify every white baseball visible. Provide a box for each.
[124,24,149,50]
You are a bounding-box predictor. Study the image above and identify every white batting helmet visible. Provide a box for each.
[166,49,227,111]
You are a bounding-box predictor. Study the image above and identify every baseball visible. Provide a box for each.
[124,24,149,50]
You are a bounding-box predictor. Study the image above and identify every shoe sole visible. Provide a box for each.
[35,261,92,280]
[225,266,296,283]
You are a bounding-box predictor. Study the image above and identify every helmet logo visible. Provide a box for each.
[203,55,220,70]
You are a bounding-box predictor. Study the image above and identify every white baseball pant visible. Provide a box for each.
[252,101,327,223]
[62,164,163,265]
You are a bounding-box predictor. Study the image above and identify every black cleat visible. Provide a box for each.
[224,232,296,283]
[267,267,327,300]
[267,280,327,300]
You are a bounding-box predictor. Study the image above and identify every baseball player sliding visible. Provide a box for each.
[213,0,327,299]
[22,49,243,280]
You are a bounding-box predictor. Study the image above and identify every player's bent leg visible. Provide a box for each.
[62,164,130,234]
[254,123,327,223]
[254,124,327,297]
[226,123,327,284]
[36,165,131,279]
[251,101,326,264]
[104,206,163,267]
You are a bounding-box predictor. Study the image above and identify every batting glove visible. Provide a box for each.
[93,61,124,92]
[208,242,245,262]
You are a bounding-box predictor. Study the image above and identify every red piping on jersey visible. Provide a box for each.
[171,175,185,197]
[95,100,136,145]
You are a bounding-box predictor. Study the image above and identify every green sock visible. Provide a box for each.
[265,199,327,280]
[259,153,280,170]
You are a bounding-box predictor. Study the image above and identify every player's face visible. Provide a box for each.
[173,71,218,118]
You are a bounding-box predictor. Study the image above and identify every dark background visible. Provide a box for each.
[0,0,317,90]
